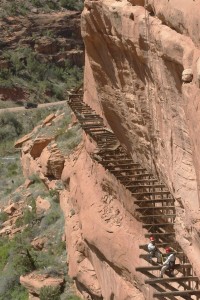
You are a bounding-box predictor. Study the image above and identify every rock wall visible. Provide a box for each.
[82,0,200,278]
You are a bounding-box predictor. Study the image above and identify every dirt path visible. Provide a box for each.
[0,100,66,114]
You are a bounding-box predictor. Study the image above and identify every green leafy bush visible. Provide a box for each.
[40,285,61,300]
[0,211,8,223]
[0,47,83,102]
[49,189,60,203]
[60,0,83,11]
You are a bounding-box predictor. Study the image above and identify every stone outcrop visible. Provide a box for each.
[20,272,64,299]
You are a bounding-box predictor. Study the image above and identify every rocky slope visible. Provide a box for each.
[15,0,200,299]
[0,10,84,102]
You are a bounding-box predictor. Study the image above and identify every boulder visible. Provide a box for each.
[182,69,193,83]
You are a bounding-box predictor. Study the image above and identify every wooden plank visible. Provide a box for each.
[142,223,175,228]
[153,290,200,297]
[101,159,134,163]
[139,214,176,219]
[116,174,153,179]
[126,184,166,189]
[132,191,171,196]
[136,263,191,272]
[145,277,198,284]
[136,206,175,211]
[140,252,183,259]
[102,162,139,167]
[140,242,179,249]
[144,232,175,237]
[108,167,147,172]
[135,198,174,205]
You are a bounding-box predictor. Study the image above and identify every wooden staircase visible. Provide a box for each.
[68,94,200,299]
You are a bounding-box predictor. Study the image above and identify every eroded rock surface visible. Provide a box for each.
[82,0,200,279]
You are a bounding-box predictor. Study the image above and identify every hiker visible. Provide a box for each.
[160,247,176,278]
[147,236,162,264]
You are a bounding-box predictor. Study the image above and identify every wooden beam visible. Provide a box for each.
[153,290,200,297]
[132,191,171,196]
[136,263,191,272]
[139,214,176,219]
[142,223,175,228]
[136,206,175,211]
[108,167,146,172]
[144,232,175,237]
[145,276,198,284]
[126,184,166,189]
[140,252,183,259]
[139,242,179,249]
[135,198,174,205]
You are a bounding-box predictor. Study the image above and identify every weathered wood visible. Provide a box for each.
[136,263,191,272]
[126,184,166,189]
[153,289,200,297]
[139,242,179,249]
[132,191,171,196]
[145,276,198,284]
[108,167,147,172]
[142,223,175,228]
[139,214,176,219]
[136,206,175,211]
[135,198,174,205]
[144,232,175,237]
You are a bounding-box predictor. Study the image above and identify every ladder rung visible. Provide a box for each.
[135,198,174,205]
[139,242,179,250]
[146,276,198,284]
[117,174,154,180]
[109,167,146,172]
[140,214,176,219]
[143,223,175,228]
[132,191,171,196]
[136,263,191,272]
[136,206,175,211]
[126,184,166,189]
[101,159,134,163]
[104,163,140,169]
[140,252,183,260]
[144,232,175,237]
[153,290,200,297]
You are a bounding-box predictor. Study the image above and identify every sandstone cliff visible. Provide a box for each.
[16,1,200,299]
[82,0,200,284]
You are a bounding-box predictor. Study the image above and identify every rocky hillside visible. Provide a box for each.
[0,2,84,104]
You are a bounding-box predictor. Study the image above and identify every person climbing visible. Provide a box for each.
[160,247,176,278]
[147,236,162,264]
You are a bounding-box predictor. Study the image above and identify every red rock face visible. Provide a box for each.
[81,0,200,290]
[60,141,146,299]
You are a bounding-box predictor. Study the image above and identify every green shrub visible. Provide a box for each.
[10,285,28,300]
[43,209,61,226]
[0,241,12,271]
[40,285,61,300]
[0,211,8,223]
[66,296,82,300]
[49,189,59,203]
[60,0,83,11]
[28,173,42,184]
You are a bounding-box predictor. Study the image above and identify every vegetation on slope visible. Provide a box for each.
[0,105,82,299]
[0,47,83,105]
[0,0,84,16]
